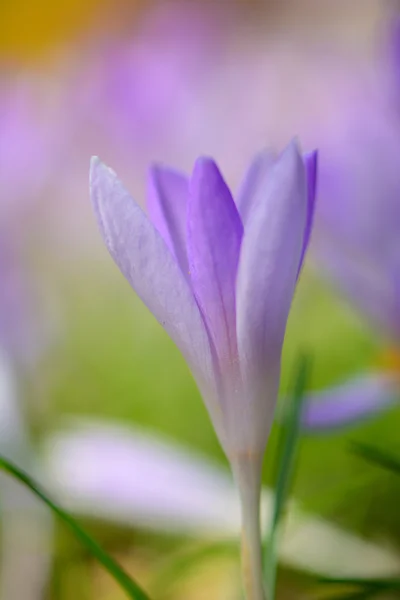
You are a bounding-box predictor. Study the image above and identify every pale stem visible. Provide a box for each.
[233,455,266,600]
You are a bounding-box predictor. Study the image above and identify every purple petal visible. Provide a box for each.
[235,149,276,224]
[187,158,243,365]
[236,141,307,448]
[302,373,399,432]
[298,150,318,276]
[146,165,189,278]
[90,157,214,391]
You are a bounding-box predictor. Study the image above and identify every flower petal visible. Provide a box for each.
[236,140,307,450]
[188,158,243,365]
[298,150,318,276]
[90,157,214,393]
[235,149,276,224]
[146,165,189,278]
[302,373,399,432]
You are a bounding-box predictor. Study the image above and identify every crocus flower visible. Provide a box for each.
[90,140,317,600]
[301,19,400,432]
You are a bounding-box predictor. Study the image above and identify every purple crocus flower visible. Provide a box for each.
[91,140,317,600]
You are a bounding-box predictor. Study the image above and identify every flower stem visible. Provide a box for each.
[233,455,266,600]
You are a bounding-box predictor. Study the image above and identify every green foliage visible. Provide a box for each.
[263,353,312,599]
[317,575,400,599]
[350,442,400,477]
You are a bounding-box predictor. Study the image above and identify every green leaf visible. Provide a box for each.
[317,575,400,599]
[350,442,400,476]
[329,590,380,600]
[263,353,311,599]
[0,455,152,600]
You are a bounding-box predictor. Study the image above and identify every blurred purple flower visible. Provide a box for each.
[78,1,226,160]
[91,140,317,600]
[313,20,400,340]
[301,21,400,432]
[0,74,61,369]
[0,239,50,370]
[0,76,56,221]
[0,75,63,600]
[302,373,399,431]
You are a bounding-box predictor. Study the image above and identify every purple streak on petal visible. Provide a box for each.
[297,150,318,276]
[236,141,307,449]
[188,158,243,365]
[235,149,276,224]
[90,157,214,392]
[302,373,399,432]
[147,165,189,278]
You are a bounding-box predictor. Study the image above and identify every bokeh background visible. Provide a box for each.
[2,0,400,598]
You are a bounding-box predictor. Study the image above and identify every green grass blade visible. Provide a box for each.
[263,353,311,599]
[317,575,400,599]
[0,455,151,600]
[318,576,400,587]
[328,590,380,600]
[350,442,400,476]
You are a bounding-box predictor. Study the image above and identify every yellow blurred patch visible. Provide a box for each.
[0,0,139,64]
[377,348,400,376]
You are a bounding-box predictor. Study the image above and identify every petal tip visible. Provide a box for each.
[277,138,306,178]
[148,161,162,178]
[90,158,120,205]
[306,148,318,167]
[89,155,105,182]
[288,136,302,155]
[192,156,216,173]
[90,155,100,168]
[190,157,222,192]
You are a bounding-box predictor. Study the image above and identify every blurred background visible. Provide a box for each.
[2,0,400,598]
